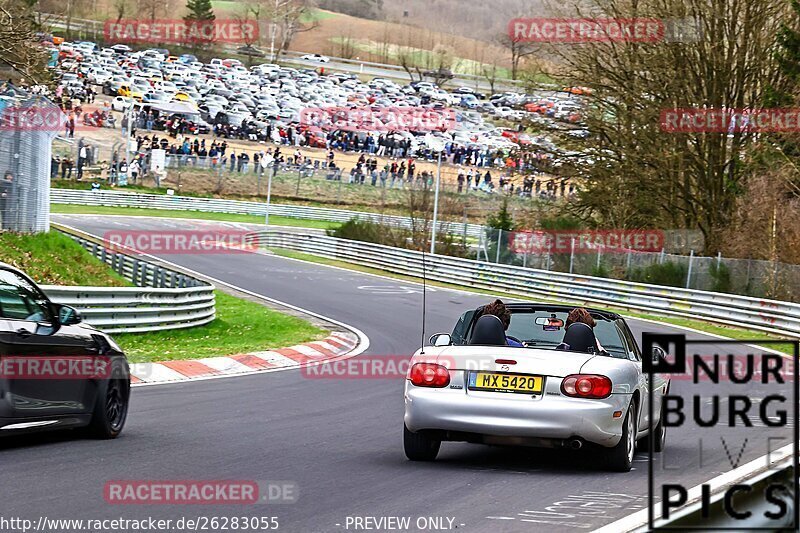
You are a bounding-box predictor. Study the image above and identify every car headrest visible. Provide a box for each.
[561,322,597,353]
[469,314,507,346]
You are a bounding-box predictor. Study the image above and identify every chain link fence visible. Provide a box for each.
[0,85,61,233]
[477,228,800,301]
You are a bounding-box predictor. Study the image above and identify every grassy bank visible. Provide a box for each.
[0,231,129,286]
[117,291,327,363]
[0,231,328,362]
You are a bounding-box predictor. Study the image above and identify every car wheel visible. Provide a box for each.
[404,424,440,461]
[604,403,636,472]
[87,360,130,439]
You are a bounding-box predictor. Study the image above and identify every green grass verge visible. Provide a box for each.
[1,232,328,362]
[270,248,796,355]
[51,204,341,230]
[0,231,130,286]
[115,291,327,363]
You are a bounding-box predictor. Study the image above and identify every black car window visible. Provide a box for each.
[0,270,52,322]
[450,310,475,345]
[620,321,642,361]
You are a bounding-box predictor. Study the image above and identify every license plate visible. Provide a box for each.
[468,372,543,394]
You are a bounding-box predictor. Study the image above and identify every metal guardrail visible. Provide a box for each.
[248,231,800,338]
[51,188,484,238]
[647,459,796,531]
[43,230,216,333]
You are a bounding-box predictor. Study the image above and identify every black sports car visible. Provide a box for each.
[0,263,130,438]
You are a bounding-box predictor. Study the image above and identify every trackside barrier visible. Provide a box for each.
[638,460,796,531]
[247,231,800,338]
[42,230,216,333]
[50,188,482,238]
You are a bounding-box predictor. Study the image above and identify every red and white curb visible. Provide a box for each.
[129,331,359,386]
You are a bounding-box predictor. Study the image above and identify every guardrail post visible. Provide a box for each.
[686,249,695,289]
[132,259,140,285]
[660,248,665,264]
[569,238,575,274]
[596,248,602,269]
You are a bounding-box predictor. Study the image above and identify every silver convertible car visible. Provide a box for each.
[403,303,670,471]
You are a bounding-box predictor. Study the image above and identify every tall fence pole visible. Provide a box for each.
[496,229,502,263]
[686,249,695,289]
[264,168,273,226]
[569,237,575,274]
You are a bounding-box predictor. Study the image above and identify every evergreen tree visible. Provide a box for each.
[486,198,515,231]
[185,0,215,21]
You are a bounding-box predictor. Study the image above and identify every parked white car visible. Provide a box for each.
[300,53,330,63]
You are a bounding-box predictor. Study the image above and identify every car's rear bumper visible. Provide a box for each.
[404,386,631,448]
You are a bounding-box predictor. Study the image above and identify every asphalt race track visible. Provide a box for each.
[2,214,791,533]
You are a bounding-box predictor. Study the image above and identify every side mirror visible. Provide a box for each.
[652,346,666,364]
[429,333,451,347]
[56,304,83,325]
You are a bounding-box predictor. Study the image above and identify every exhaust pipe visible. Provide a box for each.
[566,438,583,450]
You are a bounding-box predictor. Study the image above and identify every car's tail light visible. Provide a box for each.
[561,374,612,399]
[408,363,450,388]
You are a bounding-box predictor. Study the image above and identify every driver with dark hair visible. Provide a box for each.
[479,299,523,347]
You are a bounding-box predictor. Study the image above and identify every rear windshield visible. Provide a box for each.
[504,311,628,357]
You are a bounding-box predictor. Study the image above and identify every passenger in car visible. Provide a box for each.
[562,307,605,353]
[479,299,523,347]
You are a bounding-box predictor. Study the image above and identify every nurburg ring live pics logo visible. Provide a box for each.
[642,333,799,530]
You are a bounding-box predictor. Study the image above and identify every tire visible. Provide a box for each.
[404,424,441,461]
[604,403,636,472]
[87,360,130,439]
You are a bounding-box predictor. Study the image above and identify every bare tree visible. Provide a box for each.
[113,0,129,23]
[0,0,50,83]
[497,33,538,80]
[257,0,318,62]
[139,0,161,21]
[545,0,793,253]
